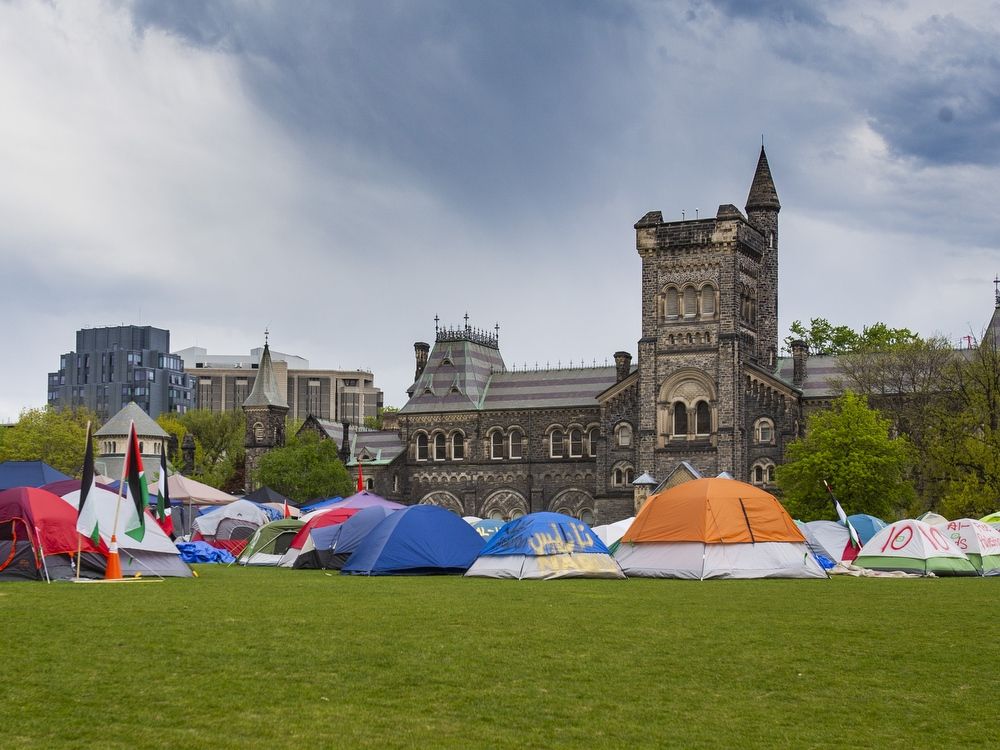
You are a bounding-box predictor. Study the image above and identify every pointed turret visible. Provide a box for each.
[985,281,1000,349]
[243,343,287,408]
[745,146,781,213]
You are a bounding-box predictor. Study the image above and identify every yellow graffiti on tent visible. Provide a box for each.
[536,551,619,573]
[527,523,596,556]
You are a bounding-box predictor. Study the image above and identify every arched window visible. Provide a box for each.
[587,427,599,457]
[625,468,634,484]
[673,402,688,436]
[509,430,523,459]
[253,422,265,442]
[451,433,465,460]
[393,474,399,492]
[695,401,711,435]
[434,433,446,461]
[665,288,679,319]
[490,431,504,460]
[579,508,595,525]
[415,433,428,461]
[550,429,564,458]
[767,465,776,483]
[701,285,716,317]
[615,423,632,447]
[365,478,374,491]
[755,418,774,444]
[139,441,145,453]
[569,429,583,457]
[753,465,764,485]
[683,286,697,317]
[613,468,623,485]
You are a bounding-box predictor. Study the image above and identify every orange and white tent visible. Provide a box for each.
[614,477,826,579]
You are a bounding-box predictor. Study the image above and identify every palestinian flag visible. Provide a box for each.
[122,422,148,542]
[76,423,100,546]
[826,480,861,550]
[156,445,174,539]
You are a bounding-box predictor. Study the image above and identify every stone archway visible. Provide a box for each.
[480,489,528,521]
[548,488,595,523]
[419,490,464,516]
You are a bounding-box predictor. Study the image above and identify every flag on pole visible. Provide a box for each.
[122,422,148,542]
[283,499,291,519]
[356,458,364,492]
[76,423,100,546]
[156,445,174,539]
[824,480,861,549]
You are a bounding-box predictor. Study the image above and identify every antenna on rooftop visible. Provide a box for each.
[994,275,1000,308]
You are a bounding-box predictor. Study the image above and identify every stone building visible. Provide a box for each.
[242,341,288,491]
[94,401,170,480]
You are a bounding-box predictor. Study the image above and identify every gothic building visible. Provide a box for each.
[243,340,288,490]
[308,147,808,521]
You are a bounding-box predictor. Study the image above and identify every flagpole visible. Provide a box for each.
[107,422,135,580]
[76,419,91,581]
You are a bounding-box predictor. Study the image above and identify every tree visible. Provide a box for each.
[254,431,352,503]
[0,406,99,477]
[364,406,399,431]
[156,410,246,493]
[775,392,915,521]
[784,318,918,356]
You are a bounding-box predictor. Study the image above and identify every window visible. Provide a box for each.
[451,433,465,460]
[754,465,764,485]
[365,478,374,491]
[491,431,504,460]
[665,288,679,319]
[613,468,623,485]
[701,286,716,317]
[673,402,688,436]
[550,429,564,458]
[683,286,697,317]
[415,433,428,461]
[509,430,523,459]
[626,468,635,484]
[695,401,711,435]
[579,508,595,525]
[767,465,776,483]
[139,441,145,453]
[254,422,264,442]
[434,434,446,461]
[587,427,599,457]
[755,418,774,444]
[615,423,632,447]
[612,466,635,487]
[569,429,583,457]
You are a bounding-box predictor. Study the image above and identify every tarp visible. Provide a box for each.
[237,519,304,566]
[935,518,1000,575]
[616,478,826,579]
[847,514,887,545]
[42,480,192,578]
[855,520,978,576]
[167,474,238,506]
[192,499,270,539]
[0,461,71,490]
[342,505,484,575]
[177,541,235,564]
[467,512,625,579]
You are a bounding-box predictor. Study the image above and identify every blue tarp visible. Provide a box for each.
[300,496,343,513]
[847,514,888,545]
[323,505,395,554]
[342,505,485,575]
[176,541,235,564]
[0,461,71,490]
[479,512,612,556]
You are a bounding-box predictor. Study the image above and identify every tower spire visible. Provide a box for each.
[746,145,781,212]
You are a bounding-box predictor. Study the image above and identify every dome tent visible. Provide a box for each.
[237,518,305,566]
[294,505,395,570]
[935,519,1000,575]
[846,514,887,546]
[465,512,625,580]
[855,520,978,576]
[615,478,826,579]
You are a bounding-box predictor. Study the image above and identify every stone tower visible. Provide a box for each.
[634,147,780,482]
[243,339,289,490]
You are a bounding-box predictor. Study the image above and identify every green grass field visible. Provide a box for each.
[3,568,998,749]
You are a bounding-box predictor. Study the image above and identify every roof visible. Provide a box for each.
[987,304,1000,349]
[95,401,168,438]
[304,419,404,466]
[746,146,780,211]
[243,343,287,408]
[402,338,506,412]
[774,354,845,399]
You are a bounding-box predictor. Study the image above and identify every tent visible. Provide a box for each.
[935,519,1000,575]
[466,512,625,579]
[168,475,238,506]
[615,478,827,579]
[300,496,344,514]
[296,506,395,570]
[0,461,71,490]
[472,518,504,541]
[193,499,270,542]
[802,520,860,564]
[237,519,305,566]
[42,480,191,578]
[244,486,292,506]
[342,505,484,575]
[979,511,1000,529]
[854,520,978,576]
[278,507,360,567]
[917,511,948,526]
[847,514,887,545]
[0,487,105,580]
[592,517,635,547]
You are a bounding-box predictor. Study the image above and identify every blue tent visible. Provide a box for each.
[0,461,71,490]
[848,514,887,545]
[300,496,343,513]
[472,518,504,540]
[342,505,484,575]
[296,506,395,570]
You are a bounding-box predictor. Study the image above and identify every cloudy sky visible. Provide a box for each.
[2,0,999,420]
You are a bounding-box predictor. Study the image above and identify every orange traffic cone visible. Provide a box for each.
[104,534,122,580]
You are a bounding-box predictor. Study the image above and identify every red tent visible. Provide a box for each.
[0,487,105,581]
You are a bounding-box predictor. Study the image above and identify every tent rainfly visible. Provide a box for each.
[935,519,1000,576]
[854,520,978,576]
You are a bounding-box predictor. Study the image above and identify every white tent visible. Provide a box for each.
[935,519,1000,575]
[57,485,191,577]
[192,499,270,541]
[803,520,859,563]
[855,520,978,576]
[592,517,634,547]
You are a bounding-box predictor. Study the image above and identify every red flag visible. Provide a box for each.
[357,459,364,492]
[283,499,290,519]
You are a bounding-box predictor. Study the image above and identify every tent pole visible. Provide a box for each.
[35,527,51,584]
[75,535,83,581]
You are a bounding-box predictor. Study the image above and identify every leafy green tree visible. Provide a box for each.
[364,406,399,430]
[155,410,245,492]
[785,318,918,356]
[254,431,352,503]
[0,406,100,477]
[775,392,915,521]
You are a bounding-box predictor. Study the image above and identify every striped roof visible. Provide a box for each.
[308,418,403,466]
[402,339,506,413]
[775,354,845,399]
[481,367,620,410]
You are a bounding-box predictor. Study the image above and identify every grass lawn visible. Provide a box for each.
[2,567,998,749]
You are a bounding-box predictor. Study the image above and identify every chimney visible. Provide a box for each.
[414,342,430,381]
[339,420,351,465]
[614,351,632,382]
[791,340,808,386]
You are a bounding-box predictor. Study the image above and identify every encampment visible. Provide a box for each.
[854,520,978,576]
[615,478,827,579]
[466,512,625,579]
[193,499,270,543]
[342,505,484,575]
[237,519,305,566]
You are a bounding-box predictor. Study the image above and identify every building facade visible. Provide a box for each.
[242,342,289,490]
[175,346,382,426]
[48,326,195,420]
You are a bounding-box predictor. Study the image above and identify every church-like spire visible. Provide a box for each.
[243,341,287,408]
[746,146,781,212]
